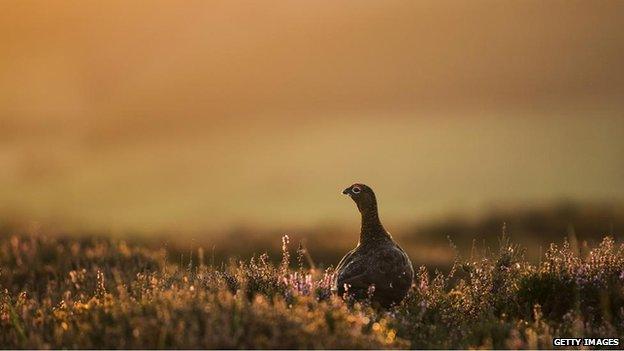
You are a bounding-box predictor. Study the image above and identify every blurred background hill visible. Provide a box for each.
[1,1,623,267]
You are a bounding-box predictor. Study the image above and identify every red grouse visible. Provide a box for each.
[332,183,414,307]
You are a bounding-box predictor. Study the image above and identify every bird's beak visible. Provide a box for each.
[342,187,351,195]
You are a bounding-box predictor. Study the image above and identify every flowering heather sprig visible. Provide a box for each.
[282,272,314,296]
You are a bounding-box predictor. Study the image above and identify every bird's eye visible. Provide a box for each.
[352,186,361,194]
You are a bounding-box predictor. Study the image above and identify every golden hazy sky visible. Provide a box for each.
[1,1,623,231]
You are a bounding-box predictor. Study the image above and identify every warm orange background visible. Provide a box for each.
[1,1,623,233]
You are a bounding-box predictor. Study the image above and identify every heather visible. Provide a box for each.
[1,232,623,349]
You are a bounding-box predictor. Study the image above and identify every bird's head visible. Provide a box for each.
[342,183,377,213]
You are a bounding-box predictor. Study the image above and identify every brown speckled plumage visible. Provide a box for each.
[332,183,414,307]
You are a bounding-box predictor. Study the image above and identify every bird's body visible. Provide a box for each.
[332,183,414,307]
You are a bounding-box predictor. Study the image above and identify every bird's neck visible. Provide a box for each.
[359,204,390,244]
